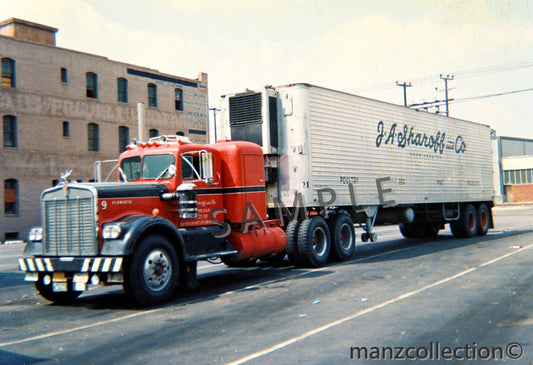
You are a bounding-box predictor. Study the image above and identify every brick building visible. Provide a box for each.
[1,18,208,241]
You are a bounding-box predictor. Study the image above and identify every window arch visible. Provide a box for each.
[3,115,17,148]
[88,123,99,152]
[148,83,157,107]
[1,58,15,87]
[86,72,98,98]
[4,179,18,215]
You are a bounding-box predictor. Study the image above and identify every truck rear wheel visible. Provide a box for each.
[296,216,331,268]
[477,204,490,236]
[124,234,179,306]
[286,219,302,267]
[35,279,81,305]
[328,212,355,261]
[450,204,478,238]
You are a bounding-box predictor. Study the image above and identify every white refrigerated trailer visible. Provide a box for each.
[220,83,494,265]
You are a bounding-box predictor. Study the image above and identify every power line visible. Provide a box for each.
[452,87,533,104]
[350,59,533,94]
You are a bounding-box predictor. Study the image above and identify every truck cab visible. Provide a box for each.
[19,136,286,306]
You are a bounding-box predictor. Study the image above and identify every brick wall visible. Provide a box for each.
[505,185,533,202]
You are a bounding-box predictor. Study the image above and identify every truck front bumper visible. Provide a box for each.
[18,257,124,292]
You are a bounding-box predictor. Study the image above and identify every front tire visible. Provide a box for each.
[35,279,81,305]
[296,216,331,268]
[124,234,179,307]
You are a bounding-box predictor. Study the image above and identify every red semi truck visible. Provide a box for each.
[19,83,494,306]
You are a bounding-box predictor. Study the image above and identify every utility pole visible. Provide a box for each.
[396,81,412,107]
[209,107,220,142]
[439,74,454,116]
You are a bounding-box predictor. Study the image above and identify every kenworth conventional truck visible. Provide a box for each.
[19,83,494,306]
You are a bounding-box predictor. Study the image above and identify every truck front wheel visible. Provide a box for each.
[35,279,81,305]
[296,216,331,268]
[124,234,179,306]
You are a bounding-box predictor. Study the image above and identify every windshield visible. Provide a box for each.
[119,154,176,181]
[142,154,176,180]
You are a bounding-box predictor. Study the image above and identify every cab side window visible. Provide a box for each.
[181,154,201,180]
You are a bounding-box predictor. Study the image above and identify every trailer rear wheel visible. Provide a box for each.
[35,279,81,305]
[124,234,179,306]
[328,212,355,261]
[450,204,478,238]
[477,204,490,236]
[296,216,331,268]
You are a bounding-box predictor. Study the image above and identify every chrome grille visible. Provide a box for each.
[42,186,97,256]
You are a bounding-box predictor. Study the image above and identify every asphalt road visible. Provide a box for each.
[1,206,533,364]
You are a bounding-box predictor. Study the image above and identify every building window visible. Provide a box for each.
[61,67,68,83]
[88,123,99,152]
[63,121,70,138]
[149,129,159,138]
[119,126,129,153]
[148,83,157,107]
[86,72,98,98]
[4,179,18,215]
[504,169,533,185]
[3,115,17,148]
[175,88,183,111]
[1,58,15,87]
[117,78,128,103]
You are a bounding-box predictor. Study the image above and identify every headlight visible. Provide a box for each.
[28,227,43,242]
[102,224,123,240]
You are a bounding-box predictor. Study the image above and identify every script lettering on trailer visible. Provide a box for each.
[375,121,466,154]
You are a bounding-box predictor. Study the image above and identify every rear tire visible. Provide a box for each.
[450,204,478,238]
[124,234,179,307]
[286,219,302,267]
[296,216,331,268]
[477,204,491,236]
[328,212,355,261]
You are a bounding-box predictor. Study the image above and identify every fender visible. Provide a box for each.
[101,214,186,258]
[101,215,237,262]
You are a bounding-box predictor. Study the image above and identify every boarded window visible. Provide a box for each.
[4,179,18,215]
[1,58,15,87]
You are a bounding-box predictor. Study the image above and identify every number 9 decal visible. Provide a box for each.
[101,201,107,210]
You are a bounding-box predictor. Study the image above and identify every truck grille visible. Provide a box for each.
[42,186,98,256]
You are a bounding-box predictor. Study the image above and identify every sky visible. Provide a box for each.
[2,0,532,139]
